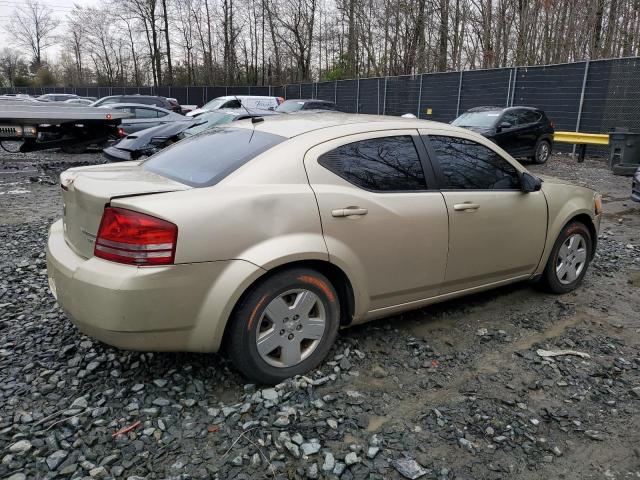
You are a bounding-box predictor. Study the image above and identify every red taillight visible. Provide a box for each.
[550,121,555,129]
[94,207,177,266]
[277,96,284,104]
[117,127,126,137]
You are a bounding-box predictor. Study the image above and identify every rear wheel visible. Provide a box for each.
[226,268,340,384]
[531,139,552,164]
[540,221,592,294]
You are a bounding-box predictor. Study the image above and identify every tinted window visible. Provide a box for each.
[429,135,520,190]
[500,111,518,126]
[99,98,119,105]
[305,102,336,111]
[134,107,159,118]
[144,127,285,187]
[318,136,427,191]
[222,100,242,108]
[519,110,542,124]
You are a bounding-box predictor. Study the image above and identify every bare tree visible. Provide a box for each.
[5,0,59,68]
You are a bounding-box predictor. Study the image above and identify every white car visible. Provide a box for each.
[187,95,283,117]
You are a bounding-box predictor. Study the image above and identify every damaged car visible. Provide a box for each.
[103,109,278,162]
[47,114,601,383]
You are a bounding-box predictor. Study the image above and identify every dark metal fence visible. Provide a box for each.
[3,57,640,134]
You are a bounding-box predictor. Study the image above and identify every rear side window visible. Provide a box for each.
[519,110,542,124]
[318,136,427,191]
[134,107,159,118]
[144,127,285,187]
[429,135,520,190]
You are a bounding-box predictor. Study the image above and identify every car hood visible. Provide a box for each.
[114,120,193,151]
[537,174,597,195]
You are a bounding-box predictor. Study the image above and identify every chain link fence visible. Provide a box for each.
[3,57,640,134]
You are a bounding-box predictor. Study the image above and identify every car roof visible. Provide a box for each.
[214,95,278,100]
[231,112,471,139]
[467,105,541,113]
[101,95,166,100]
[103,103,173,112]
[282,99,333,103]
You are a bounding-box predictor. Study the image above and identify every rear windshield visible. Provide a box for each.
[143,127,285,187]
[276,101,305,113]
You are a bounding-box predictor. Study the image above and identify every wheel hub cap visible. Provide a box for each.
[556,234,587,285]
[255,289,326,368]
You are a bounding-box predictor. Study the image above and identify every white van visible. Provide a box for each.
[186,95,284,117]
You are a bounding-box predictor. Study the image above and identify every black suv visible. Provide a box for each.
[92,95,182,114]
[452,106,555,164]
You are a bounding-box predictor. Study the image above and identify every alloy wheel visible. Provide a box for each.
[537,142,550,163]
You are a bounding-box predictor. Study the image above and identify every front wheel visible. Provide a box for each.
[226,268,340,384]
[531,139,552,164]
[540,221,592,294]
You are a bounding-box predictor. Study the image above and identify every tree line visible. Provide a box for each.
[1,0,639,88]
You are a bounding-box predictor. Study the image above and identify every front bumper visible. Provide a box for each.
[632,168,640,202]
[46,219,262,352]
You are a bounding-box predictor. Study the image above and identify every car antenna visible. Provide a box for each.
[234,95,263,125]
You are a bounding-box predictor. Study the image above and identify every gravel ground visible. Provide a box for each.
[1,150,639,480]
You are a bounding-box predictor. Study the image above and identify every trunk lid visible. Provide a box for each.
[61,162,189,258]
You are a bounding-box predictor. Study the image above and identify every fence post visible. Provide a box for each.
[506,69,512,107]
[299,83,302,98]
[417,74,423,117]
[334,81,337,104]
[377,79,380,115]
[510,67,518,106]
[356,78,360,113]
[456,71,463,117]
[383,77,387,115]
[572,60,591,158]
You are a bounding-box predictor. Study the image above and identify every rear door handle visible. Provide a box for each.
[331,207,368,217]
[453,203,480,211]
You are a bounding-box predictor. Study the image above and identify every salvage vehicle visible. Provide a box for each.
[187,95,284,117]
[46,113,601,383]
[103,109,279,162]
[632,166,640,202]
[37,93,80,102]
[452,106,554,164]
[0,103,130,153]
[100,103,185,134]
[92,95,183,114]
[276,99,338,113]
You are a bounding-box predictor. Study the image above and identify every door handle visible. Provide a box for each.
[331,207,368,217]
[453,203,480,211]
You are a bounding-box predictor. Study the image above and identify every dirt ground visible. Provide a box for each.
[1,149,639,480]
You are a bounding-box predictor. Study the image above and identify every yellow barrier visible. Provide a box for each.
[553,131,609,163]
[553,131,609,146]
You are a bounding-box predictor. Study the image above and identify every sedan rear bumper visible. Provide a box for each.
[46,219,262,352]
[103,146,132,162]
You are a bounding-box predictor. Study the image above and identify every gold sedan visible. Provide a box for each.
[46,113,602,383]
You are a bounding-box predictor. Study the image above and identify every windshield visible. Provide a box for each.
[452,111,501,128]
[276,101,305,113]
[200,98,227,110]
[179,112,236,138]
[144,127,285,187]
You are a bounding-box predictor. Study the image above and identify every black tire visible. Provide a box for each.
[540,221,592,294]
[530,139,552,164]
[61,143,87,154]
[226,268,340,384]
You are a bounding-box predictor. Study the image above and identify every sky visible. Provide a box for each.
[0,0,98,60]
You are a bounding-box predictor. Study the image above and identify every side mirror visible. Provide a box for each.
[497,121,512,132]
[521,172,542,193]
